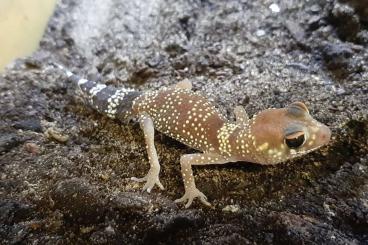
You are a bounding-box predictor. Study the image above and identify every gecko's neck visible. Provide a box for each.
[216,119,265,163]
[216,122,239,156]
[216,121,253,157]
[232,124,262,163]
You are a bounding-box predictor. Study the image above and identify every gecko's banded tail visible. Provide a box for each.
[55,64,142,121]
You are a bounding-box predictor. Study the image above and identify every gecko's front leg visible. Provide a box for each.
[131,114,164,192]
[175,153,231,208]
[234,105,249,125]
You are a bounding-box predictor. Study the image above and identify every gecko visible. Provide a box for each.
[54,64,331,208]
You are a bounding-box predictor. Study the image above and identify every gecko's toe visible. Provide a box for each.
[157,180,165,190]
[199,195,211,207]
[185,199,194,208]
[175,188,210,208]
[131,176,147,182]
[142,181,152,192]
[133,172,164,193]
[174,196,186,203]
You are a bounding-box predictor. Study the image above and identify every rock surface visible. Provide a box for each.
[1,0,367,244]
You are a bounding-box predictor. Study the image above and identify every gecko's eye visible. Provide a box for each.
[284,131,305,149]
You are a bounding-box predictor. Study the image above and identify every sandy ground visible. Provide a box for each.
[1,0,367,244]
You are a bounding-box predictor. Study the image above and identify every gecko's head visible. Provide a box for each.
[248,102,331,164]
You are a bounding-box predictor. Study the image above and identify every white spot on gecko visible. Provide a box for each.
[89,84,106,97]
[78,78,88,85]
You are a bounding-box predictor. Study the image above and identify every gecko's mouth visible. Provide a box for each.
[289,145,324,158]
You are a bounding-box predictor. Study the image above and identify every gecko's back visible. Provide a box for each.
[133,88,226,152]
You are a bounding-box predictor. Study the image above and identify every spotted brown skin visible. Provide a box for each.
[58,66,331,208]
[132,88,226,152]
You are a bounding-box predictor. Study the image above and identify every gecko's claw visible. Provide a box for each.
[175,188,211,208]
[131,171,165,193]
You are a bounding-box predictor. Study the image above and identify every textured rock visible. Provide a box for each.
[13,117,43,132]
[272,212,359,244]
[50,178,105,223]
[0,133,26,154]
[320,42,354,77]
[330,2,361,41]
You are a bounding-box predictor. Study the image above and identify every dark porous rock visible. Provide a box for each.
[89,227,116,245]
[272,212,359,244]
[320,42,356,78]
[329,2,361,41]
[198,223,251,244]
[0,200,34,244]
[329,195,368,234]
[0,133,26,154]
[285,20,309,51]
[108,192,153,217]
[0,223,30,245]
[143,210,204,244]
[13,117,42,132]
[50,178,105,223]
[0,200,33,225]
[323,159,368,236]
[339,0,368,23]
[356,30,368,45]
[307,15,324,31]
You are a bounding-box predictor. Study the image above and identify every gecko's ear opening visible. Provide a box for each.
[287,102,309,117]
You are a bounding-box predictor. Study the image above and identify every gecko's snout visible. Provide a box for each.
[319,125,331,145]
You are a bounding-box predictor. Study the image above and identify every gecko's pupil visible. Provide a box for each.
[285,133,305,149]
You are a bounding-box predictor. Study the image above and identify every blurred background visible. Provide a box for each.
[0,0,56,71]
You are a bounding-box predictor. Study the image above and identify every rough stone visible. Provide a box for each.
[272,212,359,244]
[13,117,42,132]
[330,3,361,41]
[0,133,26,154]
[50,178,105,223]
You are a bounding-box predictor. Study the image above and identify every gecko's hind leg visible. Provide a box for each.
[131,114,164,192]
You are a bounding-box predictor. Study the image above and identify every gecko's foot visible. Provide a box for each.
[131,171,164,193]
[174,187,211,208]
